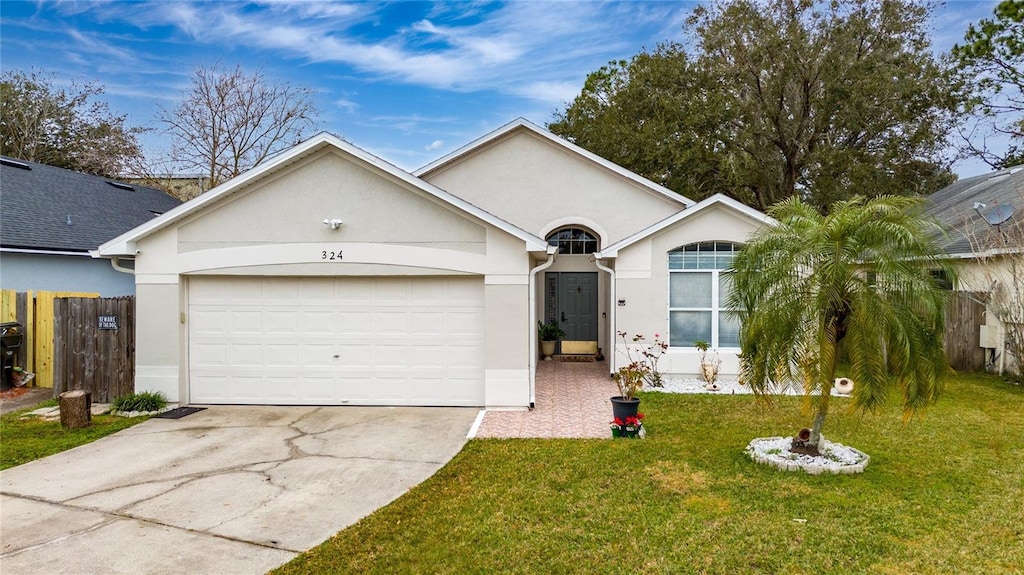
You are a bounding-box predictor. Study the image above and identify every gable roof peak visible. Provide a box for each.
[414,118,694,208]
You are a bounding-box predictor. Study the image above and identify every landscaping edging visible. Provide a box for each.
[745,436,870,475]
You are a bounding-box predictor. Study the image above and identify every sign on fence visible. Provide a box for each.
[98,315,118,330]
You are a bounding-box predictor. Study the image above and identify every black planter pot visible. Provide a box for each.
[610,396,640,421]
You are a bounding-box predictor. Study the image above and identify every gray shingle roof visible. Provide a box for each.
[0,156,181,252]
[925,166,1024,256]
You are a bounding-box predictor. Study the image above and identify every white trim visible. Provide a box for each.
[135,274,180,284]
[597,194,774,258]
[593,256,616,376]
[175,243,486,275]
[1,247,91,257]
[467,409,486,439]
[529,252,558,406]
[414,118,694,208]
[484,275,529,285]
[944,248,1023,259]
[97,132,548,257]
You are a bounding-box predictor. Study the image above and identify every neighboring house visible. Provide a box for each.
[0,156,181,296]
[96,119,772,408]
[124,174,212,202]
[926,165,1024,375]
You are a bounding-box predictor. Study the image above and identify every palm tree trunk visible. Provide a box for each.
[808,335,839,449]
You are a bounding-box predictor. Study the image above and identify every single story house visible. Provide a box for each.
[926,165,1023,375]
[96,119,771,408]
[1,156,181,296]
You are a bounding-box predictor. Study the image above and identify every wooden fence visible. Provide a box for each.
[944,291,986,372]
[1,290,100,389]
[53,297,135,402]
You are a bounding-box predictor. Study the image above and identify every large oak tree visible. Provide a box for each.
[550,0,961,212]
[0,69,146,178]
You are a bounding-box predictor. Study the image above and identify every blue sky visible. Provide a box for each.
[0,0,1003,177]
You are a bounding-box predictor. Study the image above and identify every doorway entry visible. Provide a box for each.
[545,272,598,354]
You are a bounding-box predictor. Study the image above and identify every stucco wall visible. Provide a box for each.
[130,146,534,405]
[0,252,136,296]
[178,150,486,254]
[614,205,766,377]
[422,130,685,246]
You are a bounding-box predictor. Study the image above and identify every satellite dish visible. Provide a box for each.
[973,202,1016,226]
[983,203,1016,226]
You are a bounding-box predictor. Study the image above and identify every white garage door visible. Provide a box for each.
[188,276,485,406]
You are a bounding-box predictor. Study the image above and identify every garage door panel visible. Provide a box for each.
[301,344,335,367]
[266,344,299,367]
[337,311,372,334]
[228,375,264,401]
[299,377,334,400]
[229,311,262,333]
[448,311,483,336]
[192,310,227,334]
[265,311,298,334]
[189,277,484,405]
[230,343,264,366]
[409,345,445,367]
[374,312,409,334]
[300,311,335,333]
[192,343,227,367]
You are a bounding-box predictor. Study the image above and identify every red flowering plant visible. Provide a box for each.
[610,412,645,438]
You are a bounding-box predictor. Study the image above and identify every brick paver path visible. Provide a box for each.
[474,359,619,438]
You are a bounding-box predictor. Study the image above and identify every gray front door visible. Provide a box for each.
[554,272,598,342]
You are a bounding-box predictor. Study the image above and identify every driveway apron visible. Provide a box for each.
[0,406,477,575]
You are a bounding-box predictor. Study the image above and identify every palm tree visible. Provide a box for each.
[730,195,956,451]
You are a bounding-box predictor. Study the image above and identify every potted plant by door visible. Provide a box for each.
[538,320,565,361]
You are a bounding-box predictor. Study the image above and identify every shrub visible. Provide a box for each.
[112,391,167,412]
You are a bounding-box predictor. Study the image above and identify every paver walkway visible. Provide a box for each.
[474,359,618,438]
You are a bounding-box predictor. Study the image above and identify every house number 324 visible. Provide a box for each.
[321,250,344,261]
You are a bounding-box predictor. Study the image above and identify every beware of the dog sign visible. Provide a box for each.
[98,315,118,330]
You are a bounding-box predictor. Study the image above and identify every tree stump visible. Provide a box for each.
[59,390,92,429]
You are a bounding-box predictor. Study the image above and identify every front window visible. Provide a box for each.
[546,227,598,254]
[668,242,741,348]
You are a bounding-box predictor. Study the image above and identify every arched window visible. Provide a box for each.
[668,242,742,348]
[546,227,598,254]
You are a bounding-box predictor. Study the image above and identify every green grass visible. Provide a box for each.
[274,372,1024,575]
[0,402,149,470]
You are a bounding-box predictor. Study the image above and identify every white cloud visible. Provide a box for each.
[424,139,444,151]
[334,98,360,113]
[512,81,582,106]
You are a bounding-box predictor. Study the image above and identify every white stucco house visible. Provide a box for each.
[96,119,771,408]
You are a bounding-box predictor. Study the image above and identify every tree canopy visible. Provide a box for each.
[0,69,146,177]
[730,195,955,449]
[158,63,319,192]
[952,0,1024,169]
[550,0,960,212]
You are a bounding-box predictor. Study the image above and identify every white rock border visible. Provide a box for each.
[745,436,870,475]
[110,403,179,418]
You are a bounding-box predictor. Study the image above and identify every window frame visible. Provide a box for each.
[546,227,599,255]
[667,241,742,349]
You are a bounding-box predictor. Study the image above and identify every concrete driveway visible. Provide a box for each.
[1,406,478,574]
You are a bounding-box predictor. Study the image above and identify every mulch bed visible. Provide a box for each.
[0,387,32,401]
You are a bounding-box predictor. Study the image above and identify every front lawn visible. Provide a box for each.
[0,402,148,470]
[275,372,1023,574]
